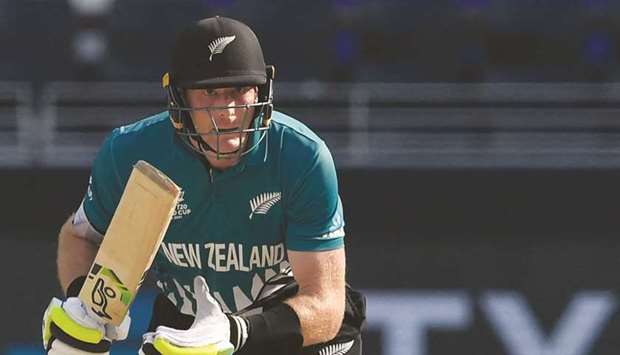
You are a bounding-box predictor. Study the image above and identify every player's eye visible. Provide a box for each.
[204,88,217,96]
[231,87,244,96]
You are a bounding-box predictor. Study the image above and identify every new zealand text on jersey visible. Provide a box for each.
[159,242,286,272]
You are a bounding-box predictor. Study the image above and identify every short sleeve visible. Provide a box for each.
[82,130,124,234]
[285,142,345,251]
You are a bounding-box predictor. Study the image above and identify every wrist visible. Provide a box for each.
[66,275,87,298]
[228,314,249,351]
[233,303,303,355]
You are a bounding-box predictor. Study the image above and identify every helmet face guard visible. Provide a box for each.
[163,65,275,160]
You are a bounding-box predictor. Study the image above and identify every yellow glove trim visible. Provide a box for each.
[153,338,234,355]
[43,306,54,346]
[49,305,104,344]
[162,72,170,88]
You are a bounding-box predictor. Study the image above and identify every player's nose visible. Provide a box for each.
[214,109,239,127]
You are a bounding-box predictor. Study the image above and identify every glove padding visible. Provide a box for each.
[140,276,235,355]
[42,297,130,354]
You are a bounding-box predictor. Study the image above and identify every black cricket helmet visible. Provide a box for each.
[162,16,275,159]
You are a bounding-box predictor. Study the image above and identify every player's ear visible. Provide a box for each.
[253,86,259,102]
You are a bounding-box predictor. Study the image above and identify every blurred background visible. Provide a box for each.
[2,0,620,354]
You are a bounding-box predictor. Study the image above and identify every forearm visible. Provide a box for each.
[285,287,345,346]
[57,215,99,294]
[282,248,347,347]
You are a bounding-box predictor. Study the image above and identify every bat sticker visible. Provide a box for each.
[87,263,133,319]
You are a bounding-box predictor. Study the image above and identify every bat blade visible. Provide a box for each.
[78,160,181,326]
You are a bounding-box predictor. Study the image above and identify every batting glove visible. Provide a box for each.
[140,276,245,355]
[42,294,130,354]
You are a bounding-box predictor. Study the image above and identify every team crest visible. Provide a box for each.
[249,192,281,219]
[208,35,236,61]
[318,340,355,355]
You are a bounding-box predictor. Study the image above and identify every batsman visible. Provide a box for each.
[42,16,366,355]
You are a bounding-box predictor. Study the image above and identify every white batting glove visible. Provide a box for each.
[42,297,130,354]
[140,276,241,355]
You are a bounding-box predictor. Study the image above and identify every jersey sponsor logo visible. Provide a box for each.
[320,226,345,239]
[249,192,281,219]
[319,340,355,355]
[173,191,192,220]
[86,176,93,200]
[160,241,286,272]
[208,35,236,61]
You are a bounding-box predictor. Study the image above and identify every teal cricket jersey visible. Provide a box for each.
[81,110,345,314]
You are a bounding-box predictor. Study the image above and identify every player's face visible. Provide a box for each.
[185,86,258,168]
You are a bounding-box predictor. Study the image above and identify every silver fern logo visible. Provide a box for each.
[208,35,236,61]
[249,192,281,219]
[318,340,355,355]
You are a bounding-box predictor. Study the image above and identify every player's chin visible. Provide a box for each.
[205,150,240,160]
[206,137,244,154]
[205,151,241,169]
[203,143,242,164]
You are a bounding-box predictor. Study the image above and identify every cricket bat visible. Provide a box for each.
[78,160,181,326]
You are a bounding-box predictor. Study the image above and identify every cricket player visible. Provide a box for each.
[42,16,366,355]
